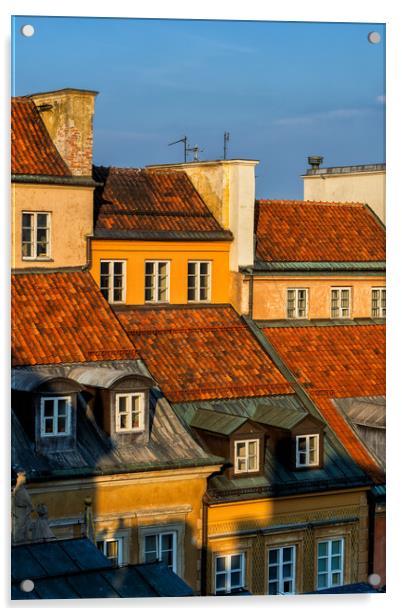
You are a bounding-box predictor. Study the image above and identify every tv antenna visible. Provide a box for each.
[223,131,230,159]
[168,136,188,162]
[186,144,204,162]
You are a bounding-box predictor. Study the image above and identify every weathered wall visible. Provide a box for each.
[303,171,385,223]
[90,239,231,305]
[252,275,386,320]
[12,183,93,268]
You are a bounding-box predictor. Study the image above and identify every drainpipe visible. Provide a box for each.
[201,495,209,596]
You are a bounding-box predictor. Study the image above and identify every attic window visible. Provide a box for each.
[40,396,72,437]
[234,439,259,473]
[296,434,319,467]
[115,393,145,432]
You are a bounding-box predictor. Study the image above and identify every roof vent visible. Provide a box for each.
[308,155,323,169]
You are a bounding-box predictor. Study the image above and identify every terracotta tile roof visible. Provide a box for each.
[93,166,231,236]
[11,97,71,177]
[12,271,137,366]
[262,324,385,481]
[116,305,293,402]
[255,200,385,262]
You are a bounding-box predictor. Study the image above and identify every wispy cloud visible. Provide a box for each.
[273,107,376,127]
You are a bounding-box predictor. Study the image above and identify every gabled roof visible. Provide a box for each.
[115,305,293,402]
[254,200,385,264]
[93,166,233,240]
[260,323,385,481]
[11,97,72,177]
[12,270,137,366]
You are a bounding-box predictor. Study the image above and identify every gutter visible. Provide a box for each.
[12,174,101,188]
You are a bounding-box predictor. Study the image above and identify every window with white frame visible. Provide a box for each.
[22,212,51,259]
[331,287,351,318]
[372,288,386,318]
[100,260,126,303]
[40,396,72,437]
[287,288,308,319]
[215,553,245,594]
[234,439,259,474]
[188,261,211,302]
[145,261,169,302]
[144,531,177,572]
[317,538,344,590]
[96,537,124,567]
[268,545,296,595]
[296,434,319,467]
[115,393,145,432]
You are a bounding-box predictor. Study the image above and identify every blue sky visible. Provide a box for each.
[12,16,385,198]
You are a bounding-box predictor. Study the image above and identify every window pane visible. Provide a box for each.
[216,557,226,572]
[58,399,67,416]
[144,535,158,561]
[283,563,292,578]
[43,399,55,417]
[57,416,66,433]
[113,288,123,302]
[248,455,257,471]
[230,571,241,588]
[318,558,327,573]
[283,547,293,562]
[236,442,246,457]
[22,242,33,258]
[118,396,127,413]
[44,417,54,434]
[269,549,278,564]
[298,437,306,451]
[36,213,48,228]
[332,572,341,586]
[332,540,341,555]
[114,262,123,275]
[318,542,328,557]
[317,573,327,589]
[231,555,241,570]
[100,261,109,275]
[331,556,341,570]
[248,441,256,456]
[161,534,173,552]
[283,580,293,593]
[119,414,127,429]
[269,581,278,595]
[200,262,209,275]
[188,262,196,276]
[215,572,226,591]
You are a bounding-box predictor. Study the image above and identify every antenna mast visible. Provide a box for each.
[223,132,230,160]
[168,136,188,162]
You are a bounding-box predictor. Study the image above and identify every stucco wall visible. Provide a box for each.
[303,172,385,223]
[252,275,386,320]
[12,183,93,269]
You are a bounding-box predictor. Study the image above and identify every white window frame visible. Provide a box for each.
[100,260,126,304]
[40,396,72,437]
[21,211,51,260]
[267,545,296,595]
[145,260,170,303]
[296,434,319,468]
[215,553,245,594]
[96,536,124,567]
[187,261,212,302]
[115,392,145,433]
[287,288,308,319]
[371,287,386,318]
[331,287,351,319]
[143,530,178,573]
[234,439,260,474]
[316,538,344,590]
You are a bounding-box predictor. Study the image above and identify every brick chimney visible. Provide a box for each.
[30,88,98,176]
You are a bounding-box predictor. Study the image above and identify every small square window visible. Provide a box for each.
[372,288,386,318]
[268,545,296,595]
[40,396,72,437]
[145,261,170,303]
[188,261,211,302]
[215,553,245,594]
[316,538,344,590]
[296,434,319,467]
[144,531,177,572]
[115,393,145,433]
[100,260,126,303]
[234,439,260,474]
[331,288,351,319]
[22,212,51,259]
[287,289,308,318]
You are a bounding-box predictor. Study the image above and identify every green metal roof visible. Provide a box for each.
[252,403,307,429]
[251,260,385,273]
[190,408,247,435]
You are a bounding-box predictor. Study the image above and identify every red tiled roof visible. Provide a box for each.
[93,166,228,234]
[262,324,385,481]
[255,200,385,262]
[11,98,71,177]
[12,271,137,366]
[116,305,293,402]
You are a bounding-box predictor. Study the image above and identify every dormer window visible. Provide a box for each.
[115,393,145,433]
[40,396,72,437]
[234,439,259,474]
[296,434,319,467]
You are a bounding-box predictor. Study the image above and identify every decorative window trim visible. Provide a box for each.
[371,287,386,318]
[139,523,183,575]
[287,288,308,319]
[296,434,319,468]
[267,545,296,595]
[115,392,145,433]
[187,261,212,302]
[100,260,126,304]
[21,211,51,260]
[40,396,72,437]
[234,438,260,474]
[145,260,170,303]
[330,287,351,319]
[316,537,344,590]
[214,552,246,594]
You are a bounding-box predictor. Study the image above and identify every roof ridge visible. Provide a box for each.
[256,199,365,207]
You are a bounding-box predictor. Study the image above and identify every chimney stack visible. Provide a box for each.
[30,88,98,177]
[308,155,324,170]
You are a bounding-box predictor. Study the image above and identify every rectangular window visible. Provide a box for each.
[145,261,170,303]
[331,288,351,319]
[115,393,145,432]
[22,212,51,259]
[96,537,124,567]
[40,396,71,437]
[296,434,319,467]
[144,532,177,572]
[317,538,344,590]
[234,439,259,474]
[372,288,386,318]
[268,546,296,595]
[215,553,245,594]
[287,289,308,318]
[188,261,211,302]
[100,260,126,303]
